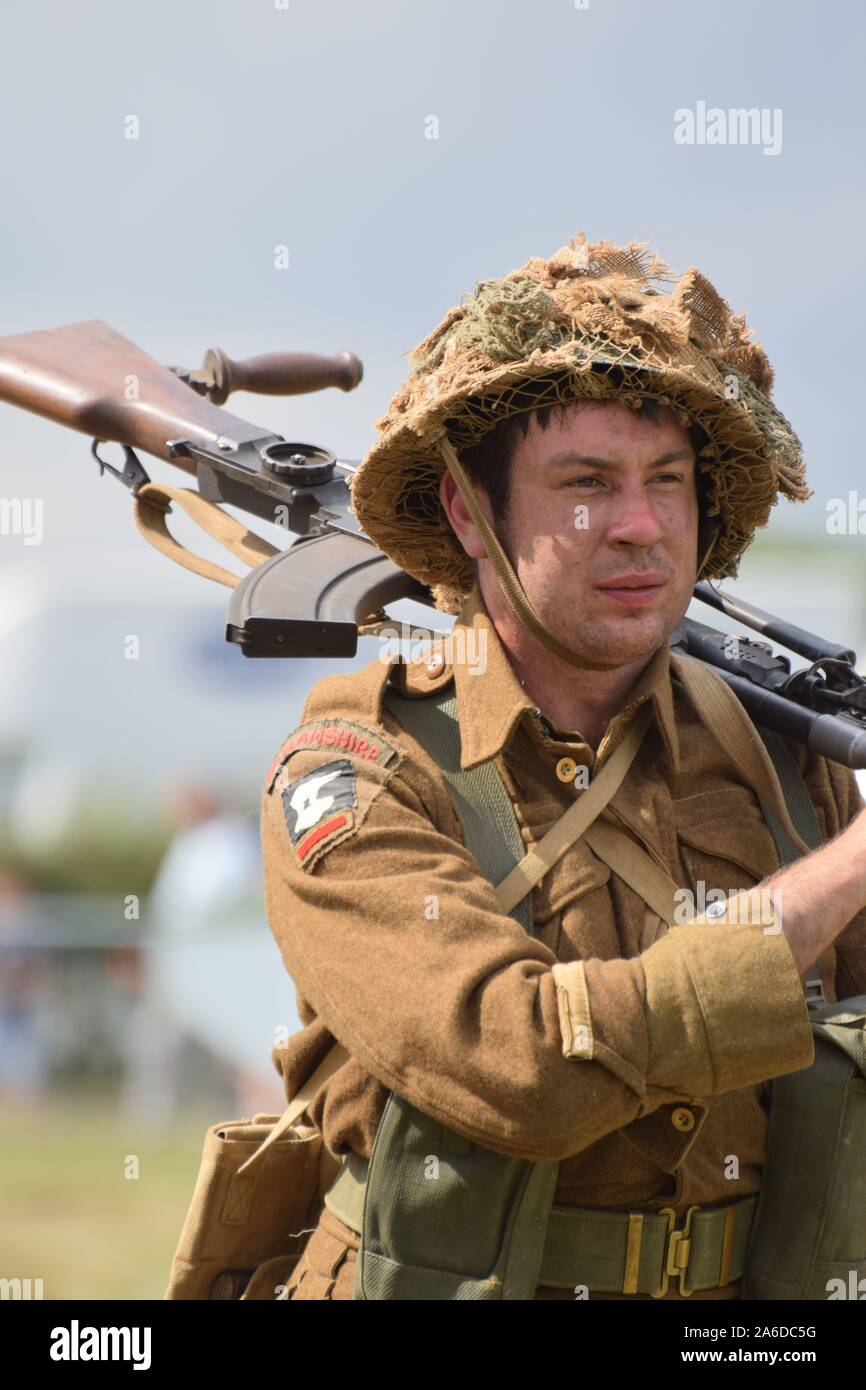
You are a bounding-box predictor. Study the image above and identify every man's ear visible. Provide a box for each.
[439,466,490,561]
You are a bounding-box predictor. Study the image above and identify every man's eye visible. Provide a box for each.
[651,473,685,485]
[567,475,603,488]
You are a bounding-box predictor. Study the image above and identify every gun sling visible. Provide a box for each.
[134,481,280,590]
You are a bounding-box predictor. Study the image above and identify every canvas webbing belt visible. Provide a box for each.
[324,1151,758,1296]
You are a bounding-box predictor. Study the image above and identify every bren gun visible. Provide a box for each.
[2,320,866,769]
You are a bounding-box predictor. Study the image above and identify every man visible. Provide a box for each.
[260,234,866,1300]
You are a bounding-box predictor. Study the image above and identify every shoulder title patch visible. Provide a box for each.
[265,717,399,795]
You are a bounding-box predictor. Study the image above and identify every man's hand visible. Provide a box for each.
[761,804,866,977]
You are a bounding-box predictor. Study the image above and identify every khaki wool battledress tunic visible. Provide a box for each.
[260,584,866,1300]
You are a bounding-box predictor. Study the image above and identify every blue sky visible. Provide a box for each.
[1,0,864,587]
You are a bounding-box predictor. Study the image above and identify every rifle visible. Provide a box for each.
[2,320,866,770]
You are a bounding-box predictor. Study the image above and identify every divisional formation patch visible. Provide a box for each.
[280,759,358,866]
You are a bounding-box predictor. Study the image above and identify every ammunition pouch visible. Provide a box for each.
[743,995,866,1298]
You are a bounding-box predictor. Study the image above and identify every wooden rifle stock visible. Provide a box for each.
[0,319,273,471]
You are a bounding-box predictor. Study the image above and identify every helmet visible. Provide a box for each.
[349,233,809,653]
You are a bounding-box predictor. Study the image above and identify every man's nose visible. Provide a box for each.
[605,488,665,547]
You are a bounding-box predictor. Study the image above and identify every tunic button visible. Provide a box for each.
[671,1106,696,1132]
[555,757,578,783]
[425,652,445,677]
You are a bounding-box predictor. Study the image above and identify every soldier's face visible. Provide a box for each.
[477,401,699,666]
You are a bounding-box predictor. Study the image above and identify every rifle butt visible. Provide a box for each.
[0,319,273,470]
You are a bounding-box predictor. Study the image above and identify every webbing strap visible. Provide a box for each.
[494,704,654,914]
[582,817,681,928]
[134,481,280,589]
[758,733,866,1056]
[669,657,827,1000]
[671,652,809,856]
[439,436,612,672]
[756,726,825,1002]
[756,728,822,860]
[235,1038,349,1178]
[383,686,534,933]
[385,687,661,926]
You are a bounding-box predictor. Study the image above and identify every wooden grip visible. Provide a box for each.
[201,348,363,404]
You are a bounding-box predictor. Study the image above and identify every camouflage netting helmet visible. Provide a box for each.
[348,232,810,615]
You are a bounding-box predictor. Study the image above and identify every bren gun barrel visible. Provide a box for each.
[676,587,866,769]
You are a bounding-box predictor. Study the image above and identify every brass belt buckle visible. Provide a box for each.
[651,1205,700,1298]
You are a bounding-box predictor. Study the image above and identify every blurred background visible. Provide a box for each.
[1,0,865,1299]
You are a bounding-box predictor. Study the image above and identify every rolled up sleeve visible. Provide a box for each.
[640,891,815,1094]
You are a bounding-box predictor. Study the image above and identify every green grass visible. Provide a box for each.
[0,1093,220,1300]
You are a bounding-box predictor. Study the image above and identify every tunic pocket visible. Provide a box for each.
[532,831,612,922]
[530,814,613,957]
[672,786,780,899]
[674,786,837,995]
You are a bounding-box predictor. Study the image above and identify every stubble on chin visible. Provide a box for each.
[553,610,671,667]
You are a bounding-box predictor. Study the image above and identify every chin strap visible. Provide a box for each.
[440,436,618,671]
[440,434,712,671]
[695,519,721,581]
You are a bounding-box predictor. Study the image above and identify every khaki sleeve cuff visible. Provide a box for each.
[552,960,593,1059]
[552,959,647,1099]
[644,888,815,1097]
